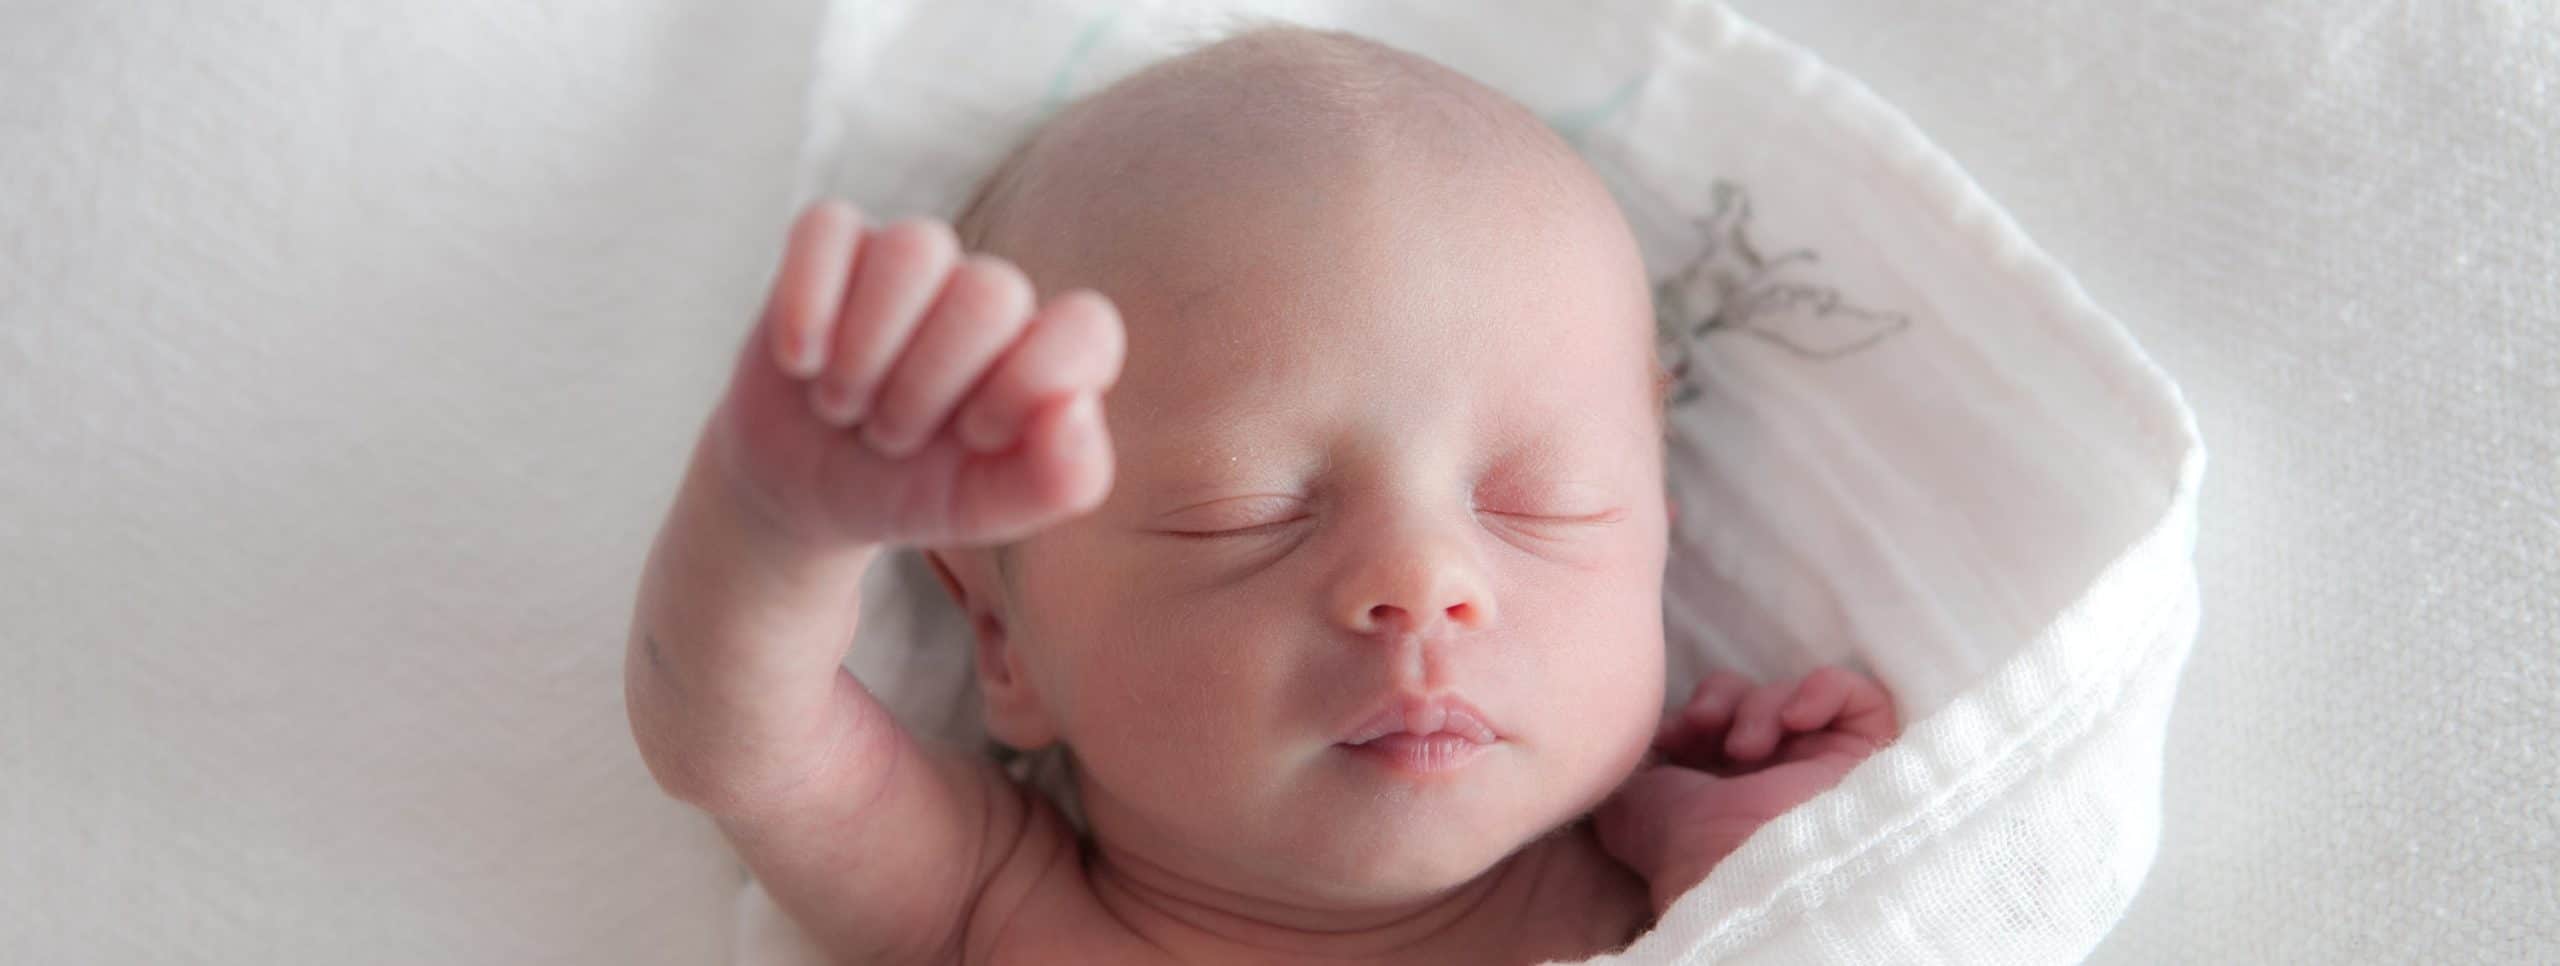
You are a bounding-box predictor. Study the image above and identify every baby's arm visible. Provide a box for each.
[624,201,1122,963]
[1595,667,1901,916]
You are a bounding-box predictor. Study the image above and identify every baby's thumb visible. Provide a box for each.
[946,392,1113,545]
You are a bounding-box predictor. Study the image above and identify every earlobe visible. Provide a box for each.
[976,630,1048,739]
[927,548,1059,751]
[975,629,1061,751]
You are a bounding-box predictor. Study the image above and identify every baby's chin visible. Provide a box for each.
[1248,748,1601,903]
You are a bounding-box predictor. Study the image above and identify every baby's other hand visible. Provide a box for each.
[706,200,1125,549]
[1593,666,1900,916]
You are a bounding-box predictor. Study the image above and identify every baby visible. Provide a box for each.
[627,27,1898,965]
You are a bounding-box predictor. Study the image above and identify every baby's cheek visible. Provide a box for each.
[1519,589,1664,787]
[1057,618,1263,764]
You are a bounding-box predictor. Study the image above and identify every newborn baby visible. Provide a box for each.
[627,27,1897,964]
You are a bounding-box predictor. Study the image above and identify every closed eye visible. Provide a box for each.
[1150,495,1311,539]
[1472,476,1630,532]
[1159,517,1311,540]
[1477,506,1630,527]
[1477,505,1631,559]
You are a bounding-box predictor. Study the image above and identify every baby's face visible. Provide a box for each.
[976,142,1670,907]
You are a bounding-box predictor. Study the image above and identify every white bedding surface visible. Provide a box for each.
[0,2,813,960]
[2,1,2550,963]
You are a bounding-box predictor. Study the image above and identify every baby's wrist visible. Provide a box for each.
[683,440,881,575]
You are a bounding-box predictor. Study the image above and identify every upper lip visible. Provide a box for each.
[1336,694,1501,745]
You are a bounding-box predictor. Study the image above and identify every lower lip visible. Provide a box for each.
[1342,734,1491,774]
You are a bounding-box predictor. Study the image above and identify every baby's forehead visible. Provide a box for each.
[954,28,1659,458]
[962,28,1597,276]
[1097,232,1658,475]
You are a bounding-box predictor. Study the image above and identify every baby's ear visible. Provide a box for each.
[923,549,1061,751]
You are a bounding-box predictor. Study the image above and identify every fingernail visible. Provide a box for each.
[860,421,910,457]
[810,383,857,426]
[1728,723,1763,754]
[791,335,824,378]
[1062,396,1108,462]
[1061,395,1099,435]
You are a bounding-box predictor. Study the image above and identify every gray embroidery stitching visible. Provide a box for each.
[1655,181,1911,405]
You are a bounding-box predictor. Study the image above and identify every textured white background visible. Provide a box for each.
[2,1,2552,963]
[0,1,811,960]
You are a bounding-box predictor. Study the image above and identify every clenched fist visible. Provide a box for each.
[706,200,1126,549]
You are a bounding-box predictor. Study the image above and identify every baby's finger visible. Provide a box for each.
[1678,672,1756,735]
[760,200,864,379]
[1827,671,1901,745]
[857,254,1035,457]
[1777,730,1885,763]
[1722,683,1791,762]
[811,218,961,426]
[943,392,1114,545]
[953,290,1125,453]
[1777,666,1862,733]
[1655,671,1754,761]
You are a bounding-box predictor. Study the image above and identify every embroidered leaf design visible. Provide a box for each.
[1653,180,1910,405]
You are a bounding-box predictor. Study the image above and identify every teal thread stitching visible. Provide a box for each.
[1545,72,1647,146]
[1043,11,1121,113]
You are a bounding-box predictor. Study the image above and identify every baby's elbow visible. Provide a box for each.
[623,672,748,815]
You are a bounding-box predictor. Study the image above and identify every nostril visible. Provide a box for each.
[1367,604,1400,625]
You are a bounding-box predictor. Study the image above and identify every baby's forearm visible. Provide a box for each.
[625,428,880,816]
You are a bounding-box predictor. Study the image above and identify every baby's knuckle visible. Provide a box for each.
[946,255,1033,322]
[876,218,960,269]
[862,381,916,423]
[968,253,1033,298]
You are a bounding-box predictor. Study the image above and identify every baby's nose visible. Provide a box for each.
[1351,599,1488,636]
[1332,539,1496,637]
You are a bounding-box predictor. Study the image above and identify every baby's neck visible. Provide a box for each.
[1077,822,1657,964]
[1085,836,1550,963]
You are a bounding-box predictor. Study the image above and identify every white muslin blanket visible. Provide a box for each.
[740,1,2205,962]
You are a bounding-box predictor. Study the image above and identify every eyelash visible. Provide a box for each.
[1476,506,1629,527]
[1154,496,1310,539]
[1156,505,1623,541]
[1162,517,1310,540]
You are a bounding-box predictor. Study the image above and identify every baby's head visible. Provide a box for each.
[927,26,1668,908]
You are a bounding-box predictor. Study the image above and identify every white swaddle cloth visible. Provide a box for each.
[738,1,2206,962]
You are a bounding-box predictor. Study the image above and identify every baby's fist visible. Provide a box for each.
[709,200,1125,549]
[1595,667,1899,916]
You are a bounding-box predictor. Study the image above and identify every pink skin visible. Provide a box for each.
[656,189,1899,962]
[958,147,1677,922]
[716,201,1125,550]
[1601,667,1903,914]
[645,28,1904,949]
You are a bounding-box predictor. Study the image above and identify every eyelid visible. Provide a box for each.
[1473,480,1628,525]
[1150,494,1310,536]
[1478,506,1630,526]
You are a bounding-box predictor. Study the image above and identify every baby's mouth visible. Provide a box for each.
[1335,696,1500,774]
